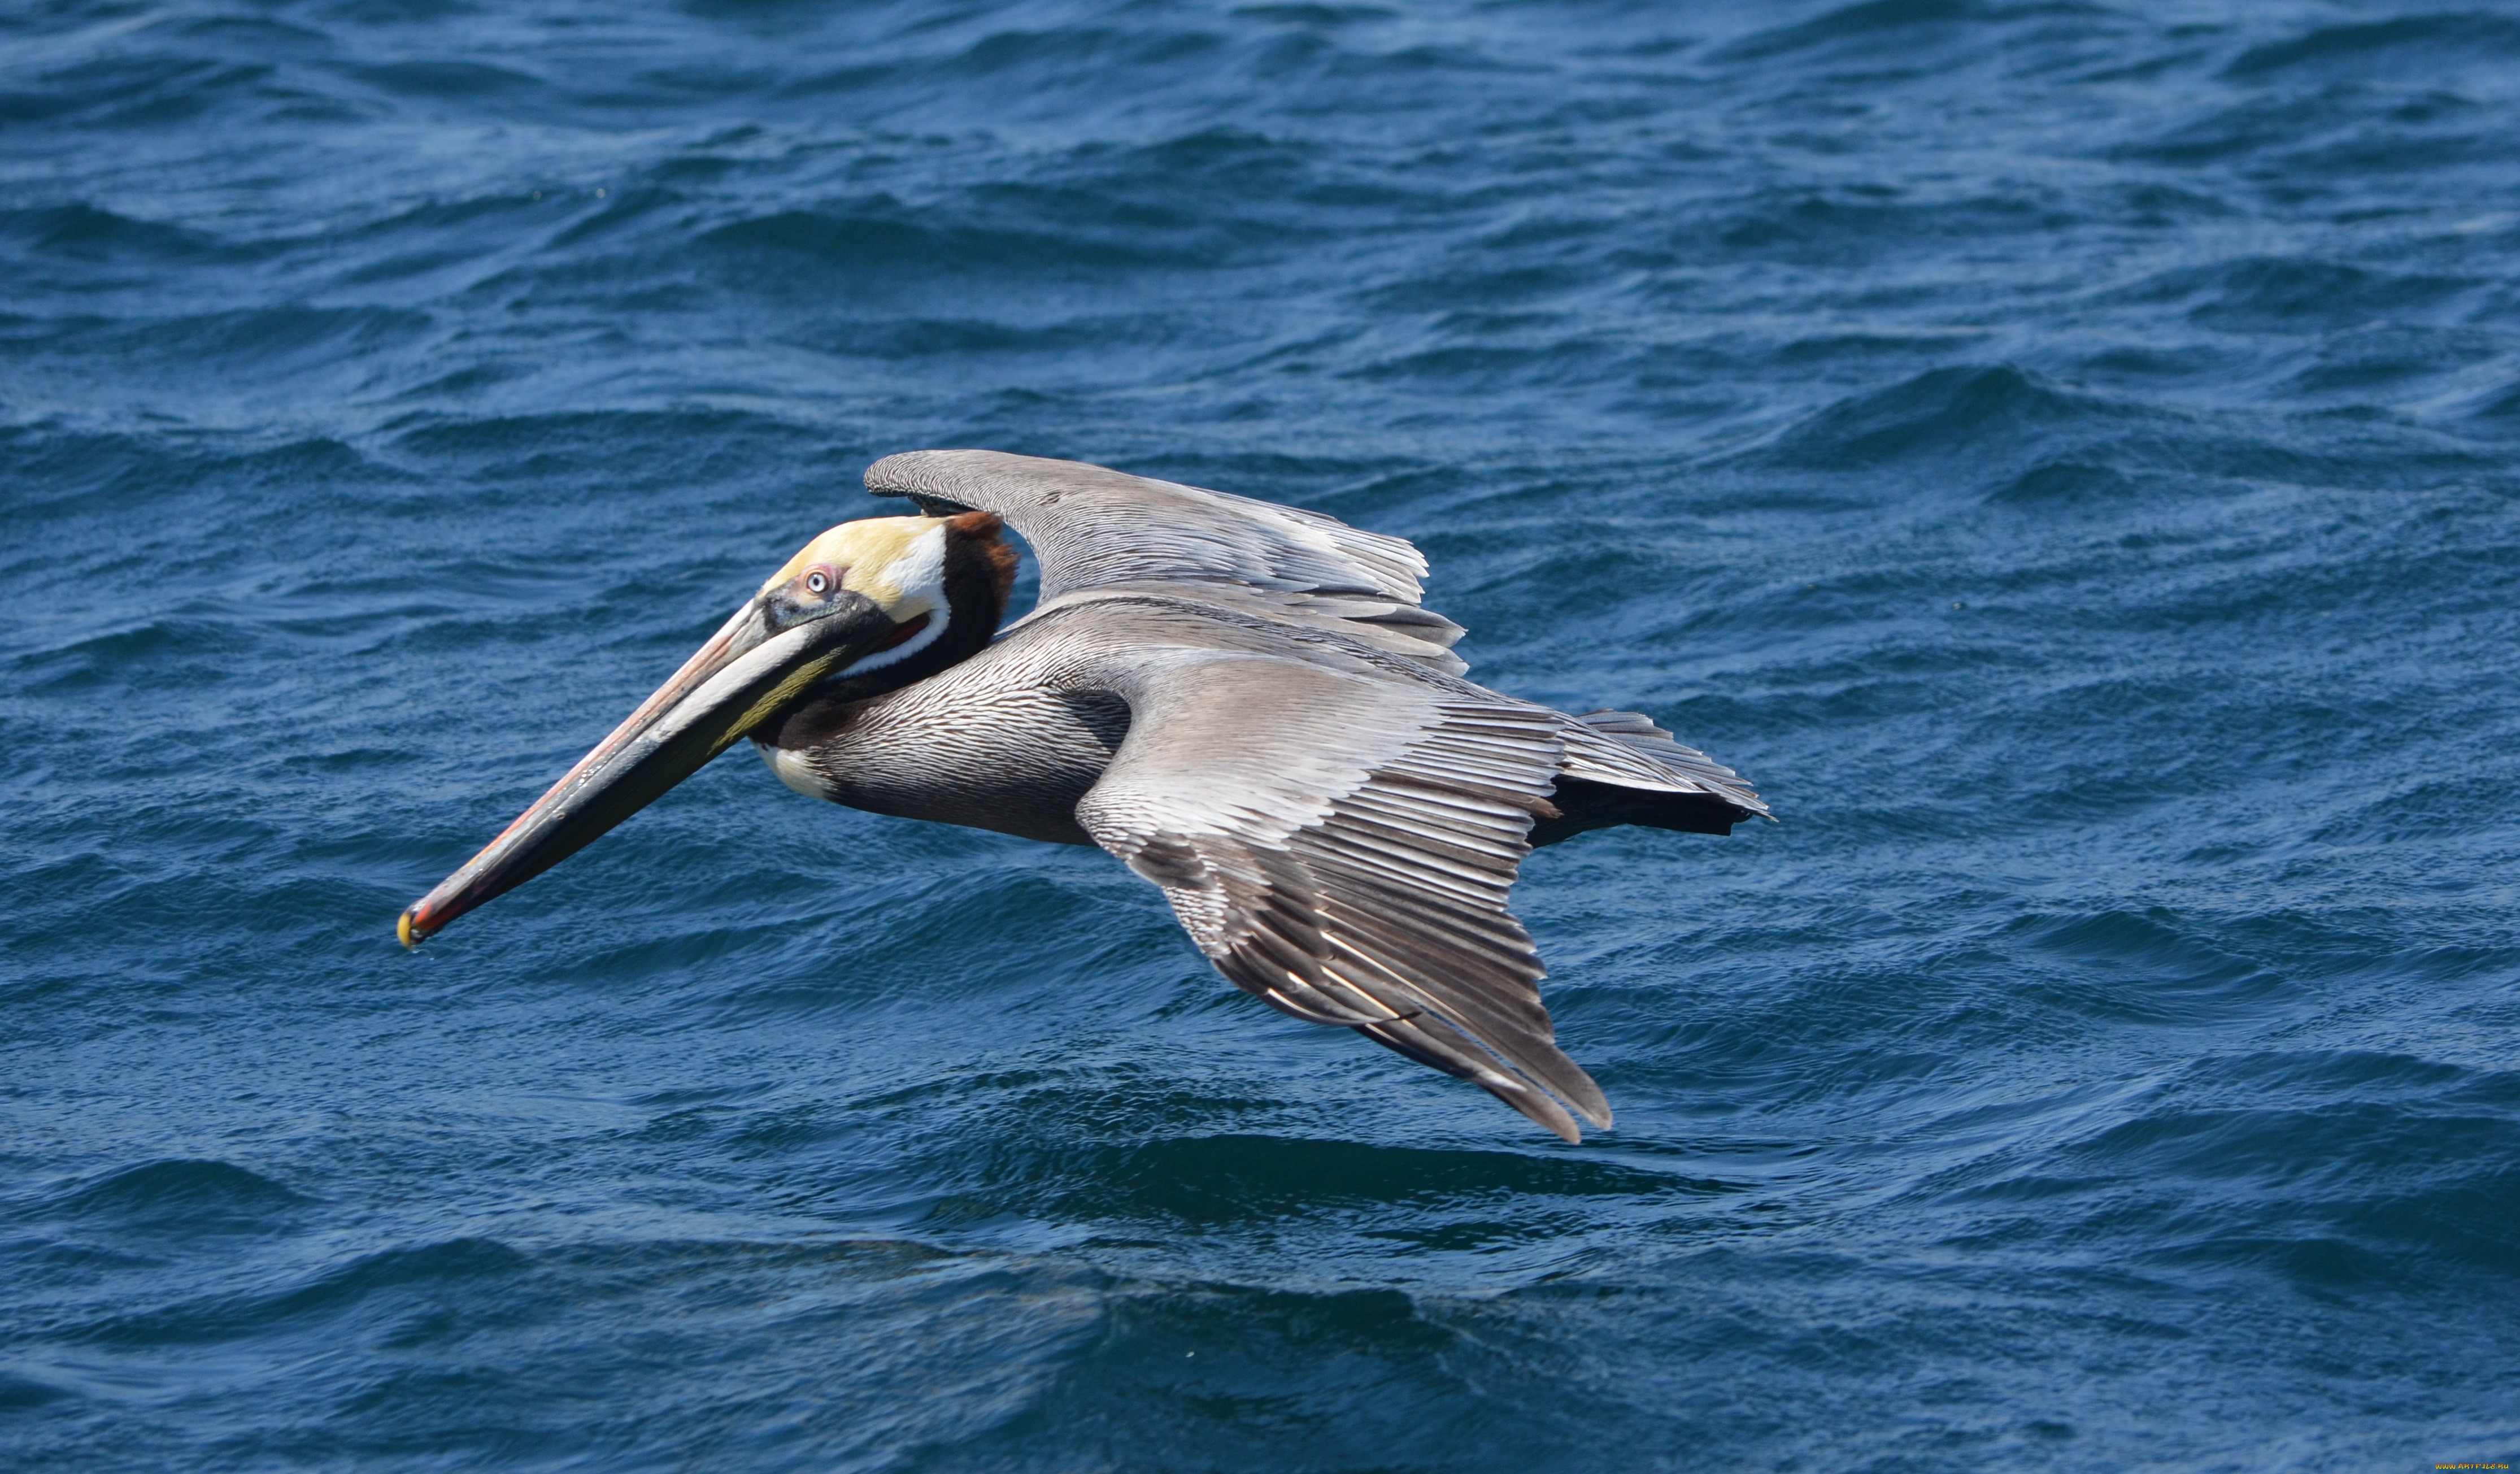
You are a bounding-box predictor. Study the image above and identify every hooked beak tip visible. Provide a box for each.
[397,907,423,949]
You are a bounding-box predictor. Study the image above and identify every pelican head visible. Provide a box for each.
[398,510,1014,946]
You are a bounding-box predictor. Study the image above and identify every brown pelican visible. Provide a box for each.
[399,451,1768,1140]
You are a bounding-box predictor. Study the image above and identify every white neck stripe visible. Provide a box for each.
[835,601,948,677]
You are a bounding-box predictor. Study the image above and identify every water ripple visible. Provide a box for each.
[4,0,2518,1469]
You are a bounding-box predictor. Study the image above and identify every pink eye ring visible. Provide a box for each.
[803,564,839,596]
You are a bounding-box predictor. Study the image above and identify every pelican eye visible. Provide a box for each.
[804,564,838,597]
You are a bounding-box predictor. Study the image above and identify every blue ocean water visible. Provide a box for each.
[5,0,2518,1468]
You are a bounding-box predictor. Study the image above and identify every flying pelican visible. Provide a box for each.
[399,452,1768,1140]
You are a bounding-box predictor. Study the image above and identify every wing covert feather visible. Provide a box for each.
[865,450,1467,673]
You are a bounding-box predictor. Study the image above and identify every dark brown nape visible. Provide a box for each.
[759,511,1019,751]
[947,510,1019,615]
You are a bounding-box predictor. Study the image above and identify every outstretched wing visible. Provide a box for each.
[1071,644,1610,1141]
[865,450,1466,673]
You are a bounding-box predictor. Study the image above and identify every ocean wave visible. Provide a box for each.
[43,1160,313,1233]
[2222,11,2520,77]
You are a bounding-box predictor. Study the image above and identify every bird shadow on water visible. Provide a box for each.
[904,1128,1743,1246]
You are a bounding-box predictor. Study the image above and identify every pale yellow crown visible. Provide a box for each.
[760,516,947,618]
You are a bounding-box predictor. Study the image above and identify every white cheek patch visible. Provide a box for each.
[854,521,945,614]
[836,523,951,677]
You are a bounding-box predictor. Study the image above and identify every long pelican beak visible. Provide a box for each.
[398,586,898,946]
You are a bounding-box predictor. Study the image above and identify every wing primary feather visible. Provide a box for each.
[1359,1018,1585,1143]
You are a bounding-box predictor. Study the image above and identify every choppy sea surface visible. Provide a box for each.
[6,2,2519,1469]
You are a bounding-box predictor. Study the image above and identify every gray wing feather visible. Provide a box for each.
[1071,648,1610,1141]
[865,450,1468,673]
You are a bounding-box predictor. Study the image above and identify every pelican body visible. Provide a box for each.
[401,453,1769,1141]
